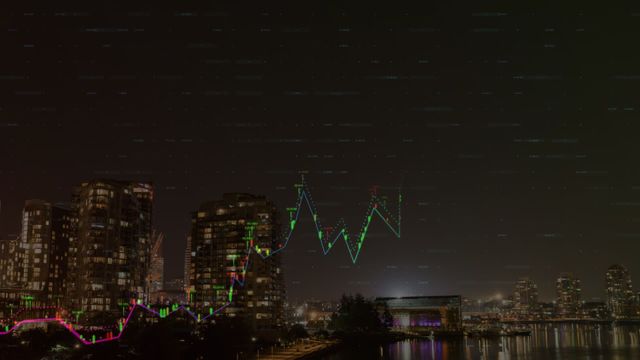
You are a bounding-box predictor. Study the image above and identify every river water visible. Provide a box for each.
[318,324,640,359]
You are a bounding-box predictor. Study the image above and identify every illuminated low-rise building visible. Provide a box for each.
[375,295,462,331]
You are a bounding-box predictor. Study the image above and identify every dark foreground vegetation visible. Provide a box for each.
[328,293,393,340]
[0,316,296,360]
[0,293,390,359]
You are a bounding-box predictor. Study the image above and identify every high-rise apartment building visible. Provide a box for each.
[0,235,21,289]
[513,277,538,317]
[188,193,285,332]
[605,264,635,319]
[184,235,192,293]
[556,273,581,318]
[147,231,165,302]
[66,180,153,314]
[13,200,72,306]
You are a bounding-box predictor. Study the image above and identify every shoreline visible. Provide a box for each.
[259,339,340,360]
[500,319,640,324]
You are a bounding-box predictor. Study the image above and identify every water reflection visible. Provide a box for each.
[320,324,640,359]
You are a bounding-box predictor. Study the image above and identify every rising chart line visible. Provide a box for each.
[0,177,402,345]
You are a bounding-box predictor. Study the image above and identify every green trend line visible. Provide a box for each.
[254,176,402,263]
[0,177,402,345]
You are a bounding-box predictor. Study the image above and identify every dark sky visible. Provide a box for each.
[2,3,640,302]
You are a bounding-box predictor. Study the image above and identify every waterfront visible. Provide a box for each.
[318,324,640,359]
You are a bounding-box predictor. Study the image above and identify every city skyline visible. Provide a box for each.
[2,178,640,343]
[3,6,640,306]
[2,179,638,304]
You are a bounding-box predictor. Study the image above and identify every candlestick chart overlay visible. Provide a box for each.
[0,178,402,345]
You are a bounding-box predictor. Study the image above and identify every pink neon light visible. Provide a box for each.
[0,301,232,345]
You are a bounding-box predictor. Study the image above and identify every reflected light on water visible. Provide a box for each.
[320,324,640,359]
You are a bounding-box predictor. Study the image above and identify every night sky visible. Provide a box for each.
[2,4,640,303]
